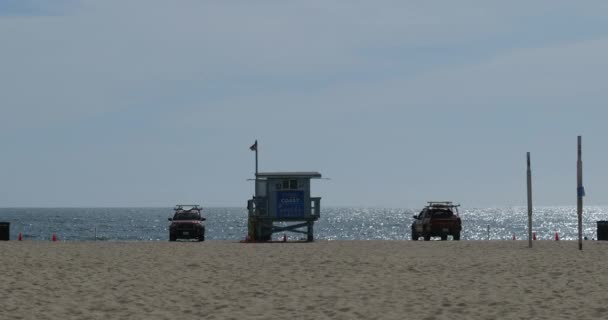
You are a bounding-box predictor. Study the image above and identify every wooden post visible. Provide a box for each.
[254,141,258,241]
[577,136,583,251]
[307,221,314,242]
[527,152,533,248]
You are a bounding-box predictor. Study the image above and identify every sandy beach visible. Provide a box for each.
[1,241,608,320]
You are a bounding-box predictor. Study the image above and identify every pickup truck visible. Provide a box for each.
[411,202,461,241]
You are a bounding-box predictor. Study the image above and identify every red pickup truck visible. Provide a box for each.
[411,202,461,241]
[168,205,206,242]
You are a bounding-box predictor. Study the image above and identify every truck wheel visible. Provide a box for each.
[424,235,431,241]
[199,234,205,242]
[411,231,418,241]
[169,234,176,242]
[441,235,448,241]
[453,233,461,241]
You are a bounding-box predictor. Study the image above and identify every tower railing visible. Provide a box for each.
[311,197,321,218]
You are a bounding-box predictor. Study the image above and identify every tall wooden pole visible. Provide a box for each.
[577,136,583,251]
[527,152,533,248]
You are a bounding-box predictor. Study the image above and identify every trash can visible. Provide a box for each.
[0,222,9,241]
[597,221,608,241]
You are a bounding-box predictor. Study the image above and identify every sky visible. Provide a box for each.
[1,0,608,208]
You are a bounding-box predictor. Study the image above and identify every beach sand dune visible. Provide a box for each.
[1,241,608,320]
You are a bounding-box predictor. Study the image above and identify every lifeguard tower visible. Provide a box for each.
[247,172,322,242]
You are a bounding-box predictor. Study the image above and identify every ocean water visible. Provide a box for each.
[1,207,607,241]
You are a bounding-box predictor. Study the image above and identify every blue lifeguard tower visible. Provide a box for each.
[247,172,322,242]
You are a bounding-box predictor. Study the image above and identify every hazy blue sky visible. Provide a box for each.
[1,1,608,207]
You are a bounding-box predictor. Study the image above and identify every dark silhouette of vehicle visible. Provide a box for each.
[411,202,461,241]
[168,205,206,241]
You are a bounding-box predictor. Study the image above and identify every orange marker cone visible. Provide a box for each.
[532,232,537,241]
[52,233,57,242]
[18,232,22,241]
[283,234,287,242]
[555,232,560,241]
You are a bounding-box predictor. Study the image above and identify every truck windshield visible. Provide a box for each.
[431,210,453,218]
[173,211,201,220]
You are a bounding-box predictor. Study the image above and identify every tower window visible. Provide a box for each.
[289,180,298,189]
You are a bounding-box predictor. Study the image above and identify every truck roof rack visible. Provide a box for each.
[174,205,202,211]
[426,202,460,208]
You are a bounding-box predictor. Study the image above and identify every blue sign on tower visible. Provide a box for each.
[276,191,305,218]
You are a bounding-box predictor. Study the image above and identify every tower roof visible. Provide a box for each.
[255,172,322,179]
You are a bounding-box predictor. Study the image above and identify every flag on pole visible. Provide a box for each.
[250,140,257,151]
[578,186,586,197]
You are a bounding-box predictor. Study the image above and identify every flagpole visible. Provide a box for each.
[255,140,258,177]
[577,136,583,251]
[249,139,259,241]
[527,152,533,248]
